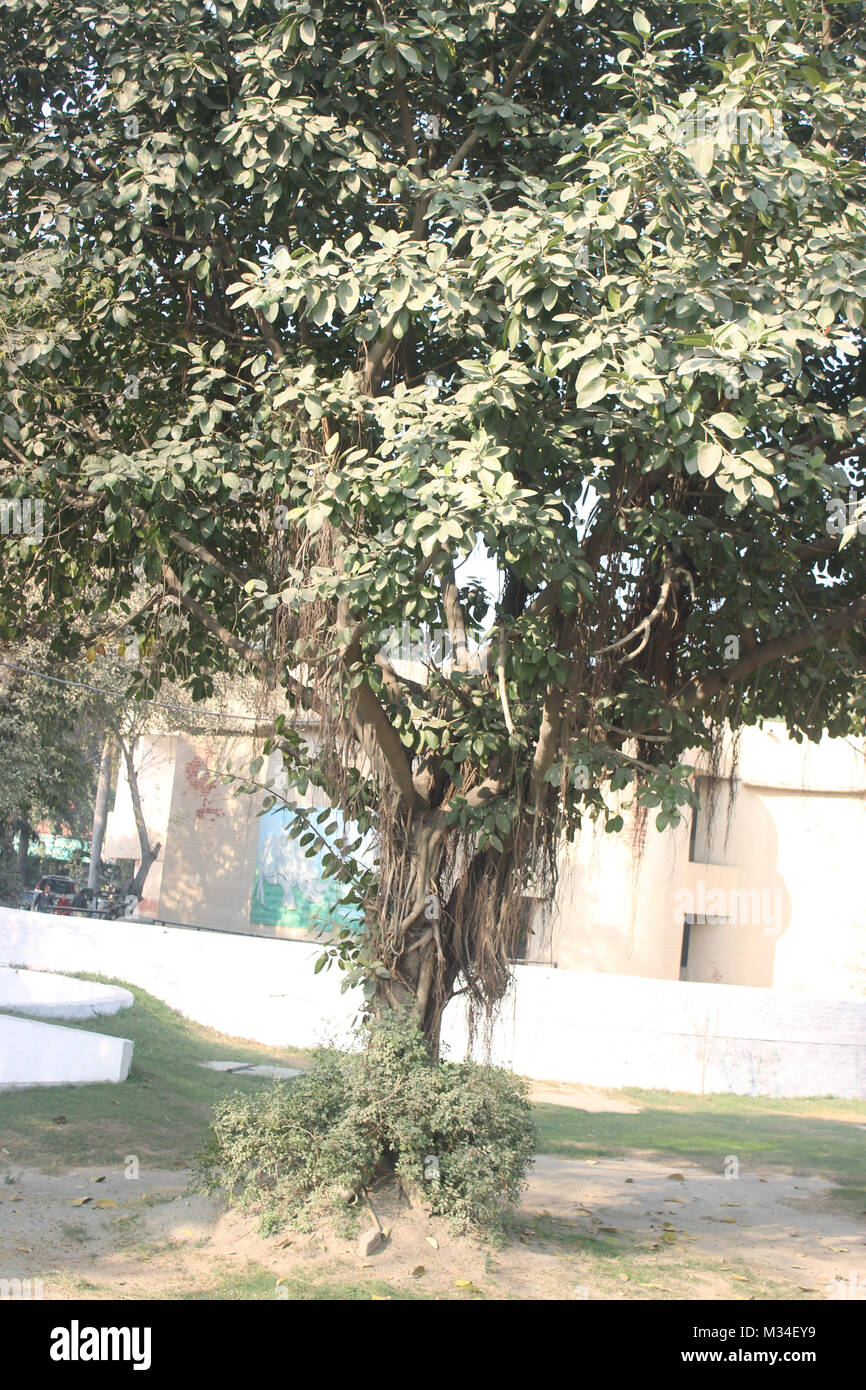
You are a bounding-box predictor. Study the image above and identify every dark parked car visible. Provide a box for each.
[20,875,82,911]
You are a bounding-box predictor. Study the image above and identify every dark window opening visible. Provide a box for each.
[510,898,534,962]
[680,918,691,969]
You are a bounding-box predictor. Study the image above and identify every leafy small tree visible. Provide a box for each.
[0,639,101,896]
[2,0,866,1047]
[194,1012,535,1237]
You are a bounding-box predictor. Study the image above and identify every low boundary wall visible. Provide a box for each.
[2,909,864,1097]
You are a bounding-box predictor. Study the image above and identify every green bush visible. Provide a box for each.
[192,1014,535,1238]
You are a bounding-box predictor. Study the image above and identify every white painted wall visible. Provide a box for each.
[2,908,864,1098]
[0,908,358,1050]
[0,966,133,1019]
[0,1015,133,1088]
[0,962,134,1088]
[440,969,866,1100]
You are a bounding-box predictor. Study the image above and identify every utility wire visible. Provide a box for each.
[0,659,270,725]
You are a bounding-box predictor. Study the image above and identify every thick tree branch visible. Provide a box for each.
[445,0,559,173]
[441,564,469,668]
[677,594,866,711]
[337,597,423,809]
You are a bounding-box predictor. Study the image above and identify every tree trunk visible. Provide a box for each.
[371,811,526,1056]
[371,812,520,1056]
[118,735,160,903]
[87,736,114,892]
[127,845,161,902]
[15,820,31,883]
[0,823,14,896]
[371,810,453,1055]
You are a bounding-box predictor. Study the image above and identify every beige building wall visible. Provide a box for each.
[107,720,866,998]
[156,734,262,933]
[104,736,179,917]
[108,733,336,941]
[544,723,866,998]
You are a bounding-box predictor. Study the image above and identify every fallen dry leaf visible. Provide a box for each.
[92,1199,117,1209]
[666,1173,685,1181]
[425,1236,439,1249]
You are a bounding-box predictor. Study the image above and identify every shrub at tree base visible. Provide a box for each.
[192,1016,535,1239]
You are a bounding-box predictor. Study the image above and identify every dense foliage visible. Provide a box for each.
[2,0,866,1033]
[193,1014,535,1236]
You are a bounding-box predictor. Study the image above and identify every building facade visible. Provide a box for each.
[105,722,866,999]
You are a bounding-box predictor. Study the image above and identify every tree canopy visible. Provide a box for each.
[2,0,866,1038]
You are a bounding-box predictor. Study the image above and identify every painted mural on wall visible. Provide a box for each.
[249,804,364,934]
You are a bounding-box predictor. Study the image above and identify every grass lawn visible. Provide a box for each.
[0,976,311,1171]
[534,1090,866,1214]
[56,1263,428,1301]
[2,978,863,1217]
[2,982,863,1301]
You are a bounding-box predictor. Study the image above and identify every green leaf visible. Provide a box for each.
[708,412,745,440]
[576,376,609,408]
[607,185,630,219]
[686,442,723,478]
[689,139,714,176]
[337,279,359,315]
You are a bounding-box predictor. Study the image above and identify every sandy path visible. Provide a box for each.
[0,1154,862,1300]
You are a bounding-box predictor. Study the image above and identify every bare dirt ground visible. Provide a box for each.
[528,1080,642,1113]
[1,1150,863,1301]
